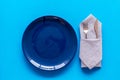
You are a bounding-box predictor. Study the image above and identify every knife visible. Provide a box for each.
[94,19,99,39]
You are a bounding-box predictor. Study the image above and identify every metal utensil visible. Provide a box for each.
[94,19,98,38]
[82,22,88,39]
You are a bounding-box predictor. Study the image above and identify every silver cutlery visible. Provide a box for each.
[83,22,88,39]
[94,19,98,39]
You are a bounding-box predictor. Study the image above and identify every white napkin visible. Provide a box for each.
[79,14,102,69]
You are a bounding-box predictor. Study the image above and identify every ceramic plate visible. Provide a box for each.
[22,16,77,71]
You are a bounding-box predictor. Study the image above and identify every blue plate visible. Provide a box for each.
[22,16,77,71]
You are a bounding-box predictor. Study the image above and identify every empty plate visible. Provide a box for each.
[22,16,77,71]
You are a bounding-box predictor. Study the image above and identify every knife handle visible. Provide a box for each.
[94,20,98,39]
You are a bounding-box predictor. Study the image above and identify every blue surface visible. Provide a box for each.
[0,0,120,80]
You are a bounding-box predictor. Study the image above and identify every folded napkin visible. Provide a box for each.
[79,14,102,69]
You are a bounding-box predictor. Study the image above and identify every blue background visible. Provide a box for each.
[0,0,120,80]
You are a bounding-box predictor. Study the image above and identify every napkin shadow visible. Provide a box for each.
[23,54,74,77]
[81,67,101,74]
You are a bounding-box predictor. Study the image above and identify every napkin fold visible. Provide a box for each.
[79,14,102,69]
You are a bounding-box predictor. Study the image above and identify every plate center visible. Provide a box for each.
[32,23,66,59]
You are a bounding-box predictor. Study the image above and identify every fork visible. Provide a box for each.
[82,22,88,39]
